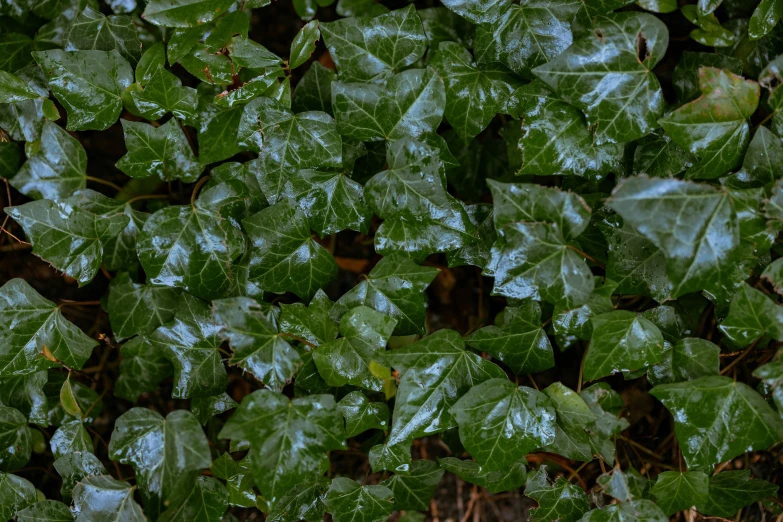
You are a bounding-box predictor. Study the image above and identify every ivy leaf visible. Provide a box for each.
[446,203,496,269]
[72,476,145,522]
[533,12,668,144]
[632,130,695,179]
[293,62,335,114]
[648,337,721,386]
[332,68,445,143]
[218,390,345,505]
[137,202,247,301]
[510,81,622,179]
[313,306,396,391]
[696,470,779,517]
[584,311,665,381]
[130,66,198,123]
[754,359,783,412]
[0,473,36,521]
[242,199,337,301]
[323,478,394,522]
[673,52,742,104]
[651,375,783,468]
[51,421,92,459]
[379,460,443,511]
[525,467,590,522]
[650,471,709,516]
[337,391,390,438]
[609,176,741,301]
[487,222,594,308]
[320,5,427,83]
[280,290,339,347]
[369,441,412,473]
[66,7,141,66]
[333,254,439,336]
[452,379,555,471]
[0,71,41,103]
[0,279,96,377]
[552,280,616,349]
[159,476,229,522]
[580,500,668,522]
[659,67,759,179]
[191,393,237,425]
[0,406,31,471]
[750,0,783,39]
[0,371,48,426]
[365,138,474,258]
[115,336,173,402]
[0,33,33,73]
[147,293,226,399]
[17,500,74,522]
[9,120,86,201]
[438,457,527,493]
[432,42,521,142]
[107,272,181,341]
[212,296,302,392]
[108,408,211,515]
[440,0,511,23]
[724,127,783,189]
[267,476,330,522]
[541,382,610,463]
[53,452,107,503]
[142,0,235,27]
[718,283,783,347]
[34,49,133,131]
[290,21,320,69]
[384,329,506,445]
[282,168,372,236]
[466,301,553,375]
[474,2,573,77]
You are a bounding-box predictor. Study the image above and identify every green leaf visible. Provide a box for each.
[525,467,590,522]
[51,421,92,459]
[267,476,329,522]
[197,103,243,165]
[279,290,338,347]
[0,406,31,471]
[72,476,145,522]
[0,71,41,103]
[750,0,783,39]
[438,457,527,493]
[313,306,396,391]
[718,283,783,347]
[659,67,759,179]
[533,12,668,144]
[696,470,779,517]
[323,478,393,522]
[320,5,427,83]
[142,0,235,27]
[53,452,107,503]
[0,279,97,376]
[0,65,51,143]
[364,138,474,258]
[191,393,237,425]
[452,378,555,471]
[369,441,411,473]
[384,329,506,445]
[159,475,229,522]
[242,199,337,301]
[0,33,33,73]
[632,130,695,179]
[107,272,181,341]
[9,120,86,201]
[136,43,165,86]
[673,51,742,104]
[332,68,445,143]
[682,7,737,47]
[60,375,82,417]
[754,359,783,412]
[487,221,594,308]
[290,20,320,69]
[648,337,721,386]
[0,371,48,426]
[137,201,247,301]
[147,293,226,399]
[446,203,496,269]
[432,42,520,142]
[510,81,622,179]
[651,375,783,468]
[0,473,36,521]
[609,176,741,301]
[17,500,74,522]
[650,471,709,516]
[474,2,573,78]
[108,408,211,515]
[130,66,198,123]
[552,280,616,349]
[114,336,173,402]
[380,459,443,511]
[292,62,335,114]
[211,454,256,508]
[440,0,511,23]
[213,296,302,392]
[66,7,141,66]
[337,391,390,438]
[218,390,345,504]
[725,127,783,189]
[466,301,553,375]
[584,310,665,381]
[34,50,133,131]
[580,500,667,522]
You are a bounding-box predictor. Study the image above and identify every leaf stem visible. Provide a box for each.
[86,176,123,192]
[277,332,317,349]
[125,194,169,205]
[577,343,588,392]
[567,244,605,269]
[190,176,210,206]
[719,339,759,375]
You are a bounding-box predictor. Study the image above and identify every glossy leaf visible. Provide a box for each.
[72,476,145,522]
[719,283,783,347]
[438,457,527,493]
[17,500,74,522]
[379,459,443,511]
[585,311,665,381]
[0,473,37,521]
[650,471,709,516]
[696,470,779,517]
[66,7,141,65]
[337,391,390,438]
[323,478,393,522]
[525,467,590,522]
[580,500,668,522]
[107,272,180,341]
[142,0,235,27]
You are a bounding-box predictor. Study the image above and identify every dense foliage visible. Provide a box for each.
[1,0,783,519]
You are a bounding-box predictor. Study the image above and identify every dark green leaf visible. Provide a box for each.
[290,21,320,69]
[142,0,235,27]
[323,477,393,522]
[380,459,443,511]
[72,475,145,522]
[107,272,180,341]
[0,406,31,471]
[292,62,335,114]
[114,336,173,402]
[159,476,229,522]
[0,473,36,521]
[267,476,329,522]
[438,457,527,493]
[66,7,141,65]
[337,391,389,438]
[580,500,667,522]
[718,283,783,347]
[525,467,590,522]
[53,452,107,503]
[696,470,779,517]
[130,66,198,123]
[650,471,709,516]
[17,500,74,522]
[648,337,720,386]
